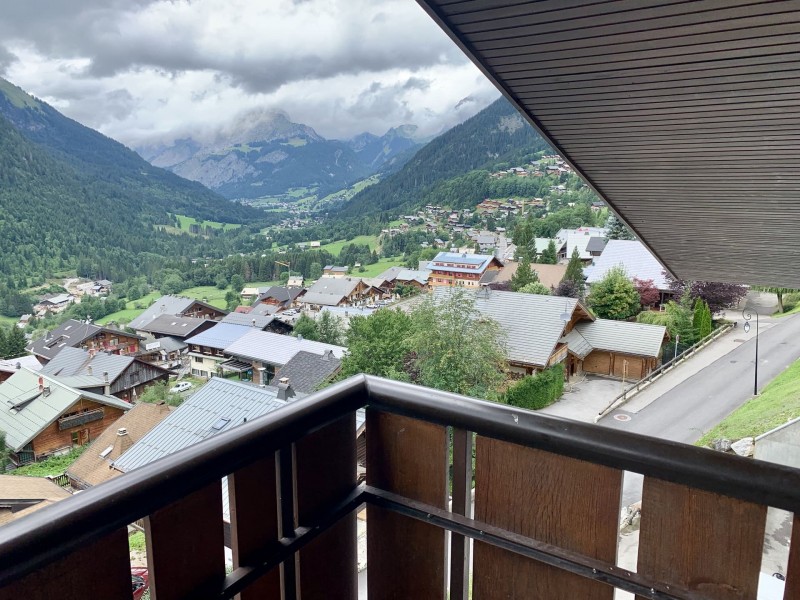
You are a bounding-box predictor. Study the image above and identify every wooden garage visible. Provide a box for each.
[563,320,667,382]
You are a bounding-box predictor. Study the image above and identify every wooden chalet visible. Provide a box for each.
[27,319,143,365]
[39,346,171,402]
[0,369,131,465]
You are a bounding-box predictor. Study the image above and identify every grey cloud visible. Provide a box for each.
[0,46,18,73]
[1,1,464,95]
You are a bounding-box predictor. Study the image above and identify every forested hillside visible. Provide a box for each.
[0,77,262,224]
[0,114,268,286]
[336,97,552,218]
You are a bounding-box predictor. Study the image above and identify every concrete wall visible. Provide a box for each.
[755,417,800,468]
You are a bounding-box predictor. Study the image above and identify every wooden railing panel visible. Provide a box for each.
[367,411,448,600]
[637,477,767,600]
[294,413,357,599]
[0,528,130,600]
[784,514,800,599]
[473,437,621,600]
[145,481,226,600]
[228,454,281,600]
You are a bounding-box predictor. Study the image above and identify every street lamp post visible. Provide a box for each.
[742,308,759,396]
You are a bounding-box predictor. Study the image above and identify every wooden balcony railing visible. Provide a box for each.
[2,375,800,600]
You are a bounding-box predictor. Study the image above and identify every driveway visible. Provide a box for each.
[538,375,624,422]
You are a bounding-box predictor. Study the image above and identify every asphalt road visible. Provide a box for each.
[599,311,800,506]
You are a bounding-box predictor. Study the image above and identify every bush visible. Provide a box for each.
[504,364,564,410]
[783,293,800,313]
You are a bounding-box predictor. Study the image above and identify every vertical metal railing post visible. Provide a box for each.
[450,428,473,600]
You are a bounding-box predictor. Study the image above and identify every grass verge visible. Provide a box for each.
[696,358,800,446]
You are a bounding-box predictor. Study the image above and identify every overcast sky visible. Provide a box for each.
[0,0,499,146]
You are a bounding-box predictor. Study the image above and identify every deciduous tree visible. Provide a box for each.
[317,311,344,346]
[409,289,506,399]
[633,277,660,308]
[340,309,413,379]
[587,266,640,320]
[518,282,551,295]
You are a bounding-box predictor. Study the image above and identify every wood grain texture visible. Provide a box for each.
[783,514,800,599]
[473,437,622,600]
[0,528,130,600]
[145,481,225,600]
[228,454,281,600]
[366,411,448,600]
[637,477,767,600]
[294,414,357,600]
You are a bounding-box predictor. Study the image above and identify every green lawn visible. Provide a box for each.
[98,282,281,326]
[174,214,242,233]
[355,257,406,278]
[320,235,379,255]
[0,315,18,327]
[696,358,800,446]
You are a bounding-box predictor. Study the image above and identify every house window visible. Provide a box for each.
[194,356,203,363]
[71,431,79,445]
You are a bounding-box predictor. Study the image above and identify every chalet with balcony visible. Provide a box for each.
[184,323,255,379]
[128,295,227,333]
[27,319,143,365]
[300,277,380,308]
[555,227,608,262]
[0,369,131,465]
[134,314,216,342]
[427,252,503,288]
[225,330,346,385]
[255,286,305,311]
[39,346,171,402]
[436,288,666,380]
[135,336,187,370]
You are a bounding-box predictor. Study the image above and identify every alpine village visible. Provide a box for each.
[2,3,800,600]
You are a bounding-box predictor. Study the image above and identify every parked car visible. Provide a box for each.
[131,567,149,600]
[169,381,192,393]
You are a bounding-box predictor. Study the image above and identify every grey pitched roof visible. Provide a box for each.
[257,286,303,304]
[225,330,347,366]
[586,237,608,253]
[27,319,100,361]
[561,329,594,359]
[135,314,210,337]
[571,319,667,358]
[376,266,405,282]
[142,336,186,354]
[249,303,280,316]
[274,351,342,394]
[300,292,348,306]
[305,277,362,298]
[0,356,42,374]
[395,269,430,285]
[585,240,670,291]
[128,295,195,330]
[113,378,292,472]
[221,312,275,329]
[433,288,580,368]
[40,346,134,383]
[0,368,130,451]
[184,323,254,350]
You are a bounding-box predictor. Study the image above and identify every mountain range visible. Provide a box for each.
[137,110,423,200]
[335,97,553,218]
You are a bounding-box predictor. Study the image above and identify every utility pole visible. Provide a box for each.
[743,309,759,395]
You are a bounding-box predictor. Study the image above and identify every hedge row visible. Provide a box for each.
[504,364,565,410]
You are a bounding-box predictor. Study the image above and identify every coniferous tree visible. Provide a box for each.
[562,247,585,297]
[538,239,558,264]
[4,326,26,359]
[606,215,635,240]
[511,256,536,291]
